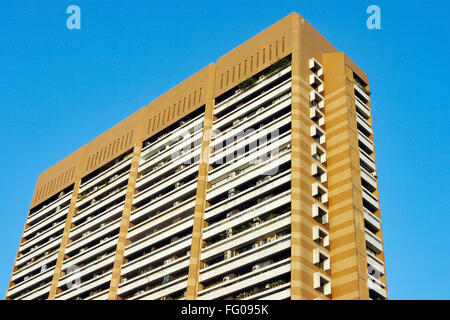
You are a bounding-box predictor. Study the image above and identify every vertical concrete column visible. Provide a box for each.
[186,64,216,300]
[290,15,317,300]
[107,108,147,300]
[322,52,369,300]
[48,149,87,299]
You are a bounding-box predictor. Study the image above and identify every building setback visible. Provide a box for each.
[6,12,387,300]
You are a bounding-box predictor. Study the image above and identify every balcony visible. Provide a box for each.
[368,275,387,299]
[313,248,330,272]
[312,163,327,184]
[201,214,291,262]
[367,251,385,276]
[311,143,326,164]
[27,192,72,226]
[210,113,291,168]
[23,206,69,241]
[212,94,291,151]
[205,171,291,221]
[358,133,374,154]
[312,225,329,248]
[58,253,115,291]
[55,269,113,300]
[359,148,376,173]
[242,282,290,300]
[310,124,326,145]
[355,96,371,119]
[12,251,58,284]
[203,203,290,250]
[214,65,292,117]
[20,219,65,254]
[309,74,323,94]
[214,80,291,131]
[125,217,194,258]
[16,281,51,300]
[361,167,377,192]
[15,235,61,269]
[79,156,132,195]
[362,187,379,213]
[313,272,331,296]
[122,235,192,277]
[312,182,328,204]
[356,112,373,137]
[310,105,325,127]
[365,229,383,253]
[141,113,204,158]
[364,209,381,233]
[65,219,121,257]
[309,90,324,109]
[118,256,190,297]
[77,172,129,208]
[354,82,370,103]
[129,275,188,300]
[207,144,291,199]
[197,259,291,300]
[312,203,328,225]
[7,267,54,299]
[200,236,290,283]
[309,58,323,77]
[139,131,203,174]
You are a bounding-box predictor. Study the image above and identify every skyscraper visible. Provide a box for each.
[6,12,387,300]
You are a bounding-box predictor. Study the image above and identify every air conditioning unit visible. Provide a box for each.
[252,265,261,271]
[164,259,172,265]
[226,228,233,238]
[223,276,231,282]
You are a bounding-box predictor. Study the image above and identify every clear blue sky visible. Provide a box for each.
[0,0,448,299]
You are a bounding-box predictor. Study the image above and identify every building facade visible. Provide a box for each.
[6,12,387,300]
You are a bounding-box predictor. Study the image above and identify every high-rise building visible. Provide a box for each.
[5,12,387,300]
